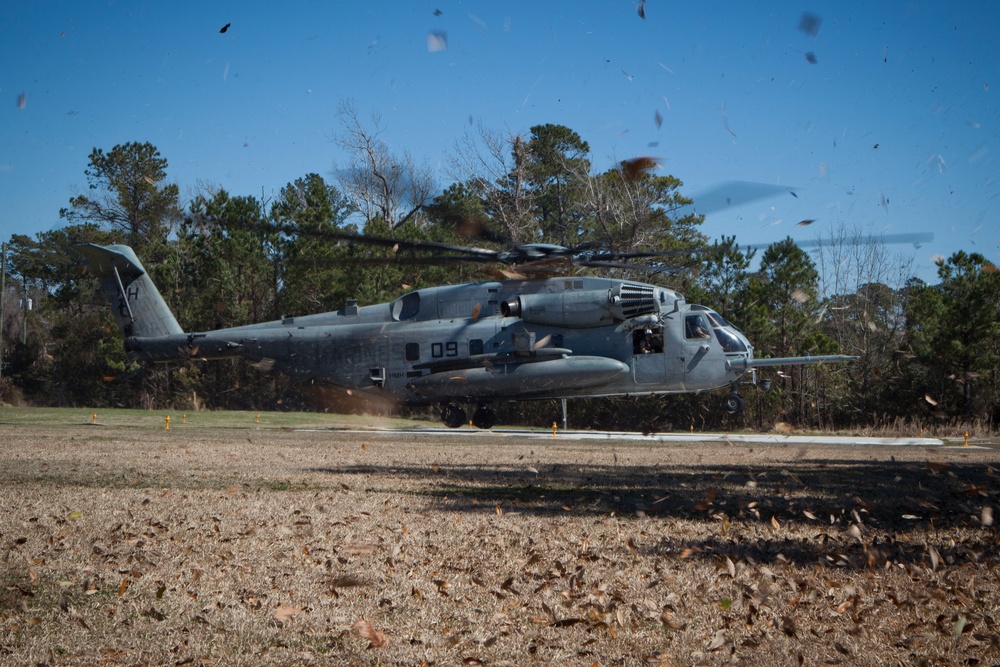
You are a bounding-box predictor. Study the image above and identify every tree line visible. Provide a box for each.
[1,109,997,432]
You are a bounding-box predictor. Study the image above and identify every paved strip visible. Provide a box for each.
[303,428,944,446]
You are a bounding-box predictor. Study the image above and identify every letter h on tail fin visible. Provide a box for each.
[76,244,183,339]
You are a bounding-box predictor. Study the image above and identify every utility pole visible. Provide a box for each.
[0,241,6,380]
[21,279,28,345]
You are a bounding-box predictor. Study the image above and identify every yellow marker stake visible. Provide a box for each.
[182,414,187,424]
[964,431,969,447]
[256,413,260,424]
[552,422,557,438]
[92,413,97,424]
[165,415,170,430]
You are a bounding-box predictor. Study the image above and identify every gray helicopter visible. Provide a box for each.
[75,232,923,428]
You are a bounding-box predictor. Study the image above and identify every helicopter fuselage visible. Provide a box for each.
[128,276,755,403]
[79,243,853,427]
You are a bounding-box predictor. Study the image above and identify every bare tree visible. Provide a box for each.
[573,162,701,256]
[332,101,435,230]
[815,222,916,423]
[447,123,537,243]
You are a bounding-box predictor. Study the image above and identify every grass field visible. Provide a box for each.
[1,408,999,665]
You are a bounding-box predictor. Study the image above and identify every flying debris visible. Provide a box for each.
[720,103,736,137]
[798,12,822,36]
[654,110,663,128]
[805,52,818,64]
[427,31,447,52]
[219,23,230,34]
[796,219,815,227]
[16,91,26,109]
[433,9,443,16]
[619,156,660,181]
[637,0,646,19]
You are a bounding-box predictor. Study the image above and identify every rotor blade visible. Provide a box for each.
[738,232,936,252]
[582,260,698,275]
[678,180,801,216]
[337,254,500,266]
[260,222,506,261]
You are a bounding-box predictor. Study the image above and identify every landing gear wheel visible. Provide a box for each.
[722,392,746,416]
[471,405,497,430]
[441,403,467,428]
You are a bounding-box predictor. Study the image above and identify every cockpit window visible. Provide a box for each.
[685,314,711,339]
[390,292,420,321]
[714,327,747,353]
[706,311,732,328]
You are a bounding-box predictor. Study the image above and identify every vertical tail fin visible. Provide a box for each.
[76,244,184,338]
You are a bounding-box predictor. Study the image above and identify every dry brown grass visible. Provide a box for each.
[1,417,999,666]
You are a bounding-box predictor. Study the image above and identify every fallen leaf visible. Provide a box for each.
[274,604,302,623]
[353,618,389,648]
[142,606,166,621]
[706,629,727,651]
[925,461,949,473]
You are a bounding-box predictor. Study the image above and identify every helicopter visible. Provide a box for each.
[74,229,938,429]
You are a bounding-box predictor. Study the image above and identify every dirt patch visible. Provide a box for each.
[1,423,999,665]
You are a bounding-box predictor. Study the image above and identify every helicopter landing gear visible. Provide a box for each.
[721,391,746,416]
[472,405,497,430]
[441,403,466,428]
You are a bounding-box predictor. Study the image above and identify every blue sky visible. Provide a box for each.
[2,1,997,284]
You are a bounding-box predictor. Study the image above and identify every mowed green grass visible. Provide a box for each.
[0,406,433,431]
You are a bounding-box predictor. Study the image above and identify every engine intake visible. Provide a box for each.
[500,283,659,328]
